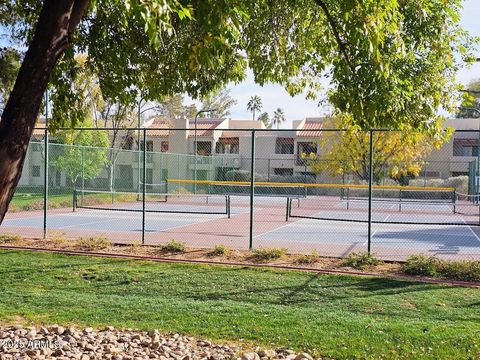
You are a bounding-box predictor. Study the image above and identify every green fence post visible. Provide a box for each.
[137,100,142,194]
[43,90,49,239]
[142,128,147,245]
[367,130,374,254]
[249,130,256,249]
[81,146,85,203]
[72,190,77,212]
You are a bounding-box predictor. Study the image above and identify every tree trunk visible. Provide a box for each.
[0,0,90,224]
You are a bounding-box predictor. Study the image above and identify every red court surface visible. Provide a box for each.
[2,195,480,261]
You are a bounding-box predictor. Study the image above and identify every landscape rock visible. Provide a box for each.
[241,352,260,360]
[0,326,317,359]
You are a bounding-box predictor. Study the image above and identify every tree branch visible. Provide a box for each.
[313,0,355,74]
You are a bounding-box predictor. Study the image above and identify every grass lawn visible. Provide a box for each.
[11,192,72,209]
[10,191,128,210]
[0,250,479,359]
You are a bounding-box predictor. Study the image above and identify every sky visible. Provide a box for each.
[217,0,480,125]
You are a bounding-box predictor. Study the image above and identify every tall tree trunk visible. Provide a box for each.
[0,0,90,224]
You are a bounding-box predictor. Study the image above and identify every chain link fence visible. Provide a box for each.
[2,127,480,261]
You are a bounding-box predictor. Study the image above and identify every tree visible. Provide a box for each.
[200,87,237,118]
[0,0,473,224]
[304,117,453,185]
[458,79,480,118]
[272,108,286,129]
[51,119,109,188]
[247,95,262,121]
[258,112,270,128]
[0,47,21,109]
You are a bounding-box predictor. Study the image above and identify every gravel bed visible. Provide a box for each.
[0,325,317,360]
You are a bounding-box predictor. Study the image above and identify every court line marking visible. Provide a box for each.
[461,217,480,245]
[58,218,127,229]
[362,213,392,245]
[252,217,301,239]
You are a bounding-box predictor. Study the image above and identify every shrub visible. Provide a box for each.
[126,240,142,254]
[0,233,22,244]
[7,204,20,213]
[22,200,44,211]
[252,247,287,262]
[161,239,186,253]
[76,237,111,251]
[409,176,468,195]
[224,170,267,182]
[209,244,231,256]
[403,255,441,277]
[404,255,480,281]
[296,250,320,265]
[439,260,480,282]
[342,252,383,270]
[47,231,69,247]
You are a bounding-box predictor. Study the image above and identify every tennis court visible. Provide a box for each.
[2,181,480,261]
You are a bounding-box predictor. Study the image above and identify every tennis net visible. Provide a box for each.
[286,185,480,226]
[166,179,307,198]
[73,189,231,217]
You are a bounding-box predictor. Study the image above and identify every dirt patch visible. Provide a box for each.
[0,235,403,275]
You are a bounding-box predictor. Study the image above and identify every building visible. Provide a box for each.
[19,116,480,191]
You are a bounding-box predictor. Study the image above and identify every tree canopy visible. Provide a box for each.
[2,0,475,131]
[305,117,453,185]
[272,108,286,129]
[199,87,237,118]
[0,47,21,109]
[458,78,480,118]
[247,95,262,121]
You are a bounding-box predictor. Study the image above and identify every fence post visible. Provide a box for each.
[43,127,49,239]
[81,146,85,193]
[43,90,49,239]
[142,128,147,245]
[137,100,142,194]
[423,160,427,187]
[367,129,374,254]
[249,130,256,249]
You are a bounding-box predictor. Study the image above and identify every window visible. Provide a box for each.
[298,171,316,181]
[275,138,294,154]
[296,142,317,165]
[274,168,293,176]
[116,165,133,189]
[453,139,479,156]
[196,141,212,155]
[32,165,40,177]
[216,138,239,154]
[139,140,154,151]
[419,171,440,178]
[121,136,134,150]
[161,141,169,152]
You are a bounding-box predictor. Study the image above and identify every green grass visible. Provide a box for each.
[11,192,72,209]
[0,250,479,359]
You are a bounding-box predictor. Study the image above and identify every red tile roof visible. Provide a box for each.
[296,118,325,137]
[148,117,171,136]
[187,119,223,137]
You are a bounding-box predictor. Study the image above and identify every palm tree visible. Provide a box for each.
[247,95,262,121]
[272,108,286,129]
